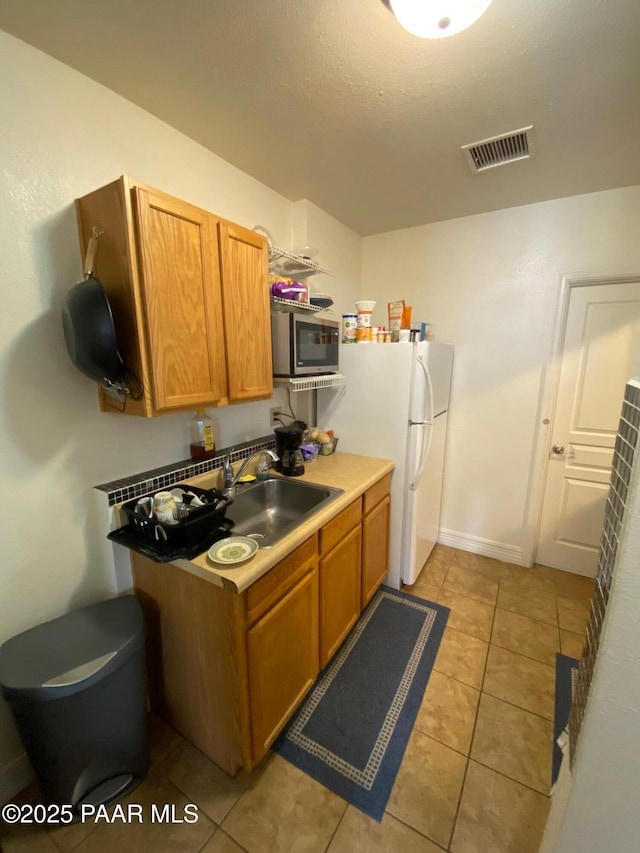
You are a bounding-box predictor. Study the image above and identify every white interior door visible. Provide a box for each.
[536,281,640,575]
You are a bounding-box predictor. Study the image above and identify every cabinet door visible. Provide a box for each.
[362,495,390,608]
[218,222,273,402]
[134,187,228,411]
[247,569,319,764]
[319,524,362,668]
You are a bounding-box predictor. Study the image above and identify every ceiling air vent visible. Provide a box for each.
[461,126,535,173]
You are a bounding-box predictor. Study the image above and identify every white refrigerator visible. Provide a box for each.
[318,341,453,589]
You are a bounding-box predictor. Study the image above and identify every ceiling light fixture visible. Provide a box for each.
[382,0,493,39]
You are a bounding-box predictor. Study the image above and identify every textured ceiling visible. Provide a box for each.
[1,0,640,235]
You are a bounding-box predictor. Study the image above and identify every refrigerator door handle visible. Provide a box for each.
[417,355,435,423]
[409,356,436,490]
[410,421,432,490]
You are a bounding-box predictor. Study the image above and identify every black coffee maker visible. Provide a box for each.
[274,425,305,477]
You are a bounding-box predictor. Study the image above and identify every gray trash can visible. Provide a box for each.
[0,595,149,813]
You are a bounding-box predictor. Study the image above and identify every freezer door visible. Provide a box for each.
[402,412,448,585]
[329,343,415,456]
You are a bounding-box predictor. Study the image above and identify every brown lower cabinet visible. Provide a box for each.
[319,523,362,668]
[247,569,319,763]
[132,473,391,775]
[362,494,391,608]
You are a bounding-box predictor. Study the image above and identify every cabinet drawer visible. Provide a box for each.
[244,535,318,626]
[363,473,392,516]
[320,498,362,556]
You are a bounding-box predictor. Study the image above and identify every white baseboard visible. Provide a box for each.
[0,752,32,805]
[438,529,525,565]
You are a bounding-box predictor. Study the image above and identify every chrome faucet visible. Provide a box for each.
[222,448,279,499]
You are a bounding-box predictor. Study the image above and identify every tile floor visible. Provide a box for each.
[1,546,594,853]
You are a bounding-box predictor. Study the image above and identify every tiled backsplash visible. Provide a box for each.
[569,380,640,762]
[96,434,276,506]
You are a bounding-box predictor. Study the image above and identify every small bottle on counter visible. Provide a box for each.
[377,326,386,343]
[189,410,216,461]
[384,330,392,343]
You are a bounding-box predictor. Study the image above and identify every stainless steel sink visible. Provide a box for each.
[225,478,343,548]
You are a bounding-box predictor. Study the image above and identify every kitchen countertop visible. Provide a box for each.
[172,452,394,593]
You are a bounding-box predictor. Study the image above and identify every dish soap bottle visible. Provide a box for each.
[189,410,216,461]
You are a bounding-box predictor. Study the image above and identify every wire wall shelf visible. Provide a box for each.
[273,374,345,393]
[270,297,331,314]
[268,246,333,279]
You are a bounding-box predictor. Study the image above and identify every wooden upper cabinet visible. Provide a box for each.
[74,176,272,416]
[218,222,273,402]
[134,188,228,411]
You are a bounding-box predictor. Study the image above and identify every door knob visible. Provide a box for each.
[552,445,565,455]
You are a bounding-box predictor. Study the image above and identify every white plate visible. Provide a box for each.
[292,246,319,259]
[281,259,313,273]
[208,536,258,566]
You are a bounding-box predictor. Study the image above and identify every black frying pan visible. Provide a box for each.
[62,234,126,385]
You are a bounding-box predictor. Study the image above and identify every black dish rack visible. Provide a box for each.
[108,483,232,562]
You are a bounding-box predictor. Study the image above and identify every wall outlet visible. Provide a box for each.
[270,407,282,427]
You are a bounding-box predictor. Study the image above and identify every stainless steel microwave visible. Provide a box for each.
[271,312,340,377]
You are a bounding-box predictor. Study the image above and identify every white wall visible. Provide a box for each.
[0,30,315,800]
[542,388,640,852]
[363,187,640,562]
[292,199,362,319]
